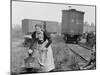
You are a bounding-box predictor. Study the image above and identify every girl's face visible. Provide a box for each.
[35,26,41,32]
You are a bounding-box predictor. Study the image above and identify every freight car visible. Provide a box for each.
[22,19,59,34]
[61,9,85,43]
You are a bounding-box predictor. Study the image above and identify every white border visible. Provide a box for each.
[0,0,100,75]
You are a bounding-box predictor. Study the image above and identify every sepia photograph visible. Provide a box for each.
[11,0,96,74]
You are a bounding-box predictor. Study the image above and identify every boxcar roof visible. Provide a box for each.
[62,9,84,14]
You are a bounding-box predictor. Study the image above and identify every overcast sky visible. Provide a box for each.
[12,1,95,26]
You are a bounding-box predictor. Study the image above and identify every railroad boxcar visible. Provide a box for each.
[22,19,59,34]
[61,9,85,43]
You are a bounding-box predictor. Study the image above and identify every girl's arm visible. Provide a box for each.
[44,31,52,48]
[31,31,36,40]
[29,31,36,49]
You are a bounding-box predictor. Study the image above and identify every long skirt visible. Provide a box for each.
[37,45,55,72]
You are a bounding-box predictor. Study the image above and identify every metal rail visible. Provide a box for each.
[78,43,93,51]
[67,44,89,63]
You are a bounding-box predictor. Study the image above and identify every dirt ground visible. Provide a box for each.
[11,31,84,73]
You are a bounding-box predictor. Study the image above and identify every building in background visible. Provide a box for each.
[83,22,95,33]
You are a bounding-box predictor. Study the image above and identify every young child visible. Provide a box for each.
[31,24,55,72]
[22,48,41,73]
[25,49,40,68]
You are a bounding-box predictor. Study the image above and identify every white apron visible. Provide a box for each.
[25,45,55,72]
[39,45,55,72]
[35,32,55,72]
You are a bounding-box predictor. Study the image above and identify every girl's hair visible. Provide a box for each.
[35,24,44,31]
[35,24,42,28]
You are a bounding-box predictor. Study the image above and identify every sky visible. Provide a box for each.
[12,1,95,27]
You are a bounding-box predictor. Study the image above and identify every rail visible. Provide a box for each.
[67,44,92,63]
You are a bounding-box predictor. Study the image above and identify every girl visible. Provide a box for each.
[31,24,55,72]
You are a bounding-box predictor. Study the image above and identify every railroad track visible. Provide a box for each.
[68,46,88,63]
[78,43,94,51]
[66,44,92,63]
